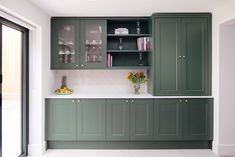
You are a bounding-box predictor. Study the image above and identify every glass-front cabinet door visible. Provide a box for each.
[80,20,107,68]
[51,19,80,69]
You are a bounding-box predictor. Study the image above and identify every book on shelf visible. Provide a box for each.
[107,53,113,67]
[137,37,151,51]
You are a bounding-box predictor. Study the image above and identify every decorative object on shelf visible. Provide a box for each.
[54,76,73,95]
[137,37,151,51]
[127,71,148,95]
[118,38,123,50]
[114,28,129,35]
[136,21,141,34]
[138,52,144,66]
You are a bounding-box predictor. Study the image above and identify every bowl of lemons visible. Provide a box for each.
[55,86,73,95]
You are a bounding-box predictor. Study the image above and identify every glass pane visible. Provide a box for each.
[85,24,102,63]
[2,25,22,157]
[58,25,75,64]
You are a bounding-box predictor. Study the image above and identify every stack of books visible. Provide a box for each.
[137,37,151,51]
[107,53,113,67]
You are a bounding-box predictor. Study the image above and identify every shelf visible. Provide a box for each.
[107,50,151,53]
[107,34,151,37]
[107,66,150,70]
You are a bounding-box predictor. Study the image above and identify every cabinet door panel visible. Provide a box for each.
[46,99,76,141]
[154,99,183,140]
[183,99,213,140]
[51,19,80,69]
[77,99,105,140]
[80,20,107,68]
[181,18,209,95]
[106,99,130,140]
[130,99,153,140]
[155,18,182,95]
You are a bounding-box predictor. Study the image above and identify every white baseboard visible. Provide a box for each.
[219,144,235,156]
[27,141,46,156]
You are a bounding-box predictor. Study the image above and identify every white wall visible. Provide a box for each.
[212,1,235,155]
[219,24,235,156]
[0,0,51,156]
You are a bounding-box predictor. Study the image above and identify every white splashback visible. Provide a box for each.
[51,70,148,94]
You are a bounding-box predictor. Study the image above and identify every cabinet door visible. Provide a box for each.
[77,99,105,140]
[183,99,213,140]
[154,99,183,140]
[46,99,76,141]
[154,18,182,95]
[130,99,153,140]
[80,20,107,68]
[51,19,80,69]
[181,18,210,95]
[106,99,130,140]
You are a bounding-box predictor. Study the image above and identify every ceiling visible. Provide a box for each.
[29,0,231,16]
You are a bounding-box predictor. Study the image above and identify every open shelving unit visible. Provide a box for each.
[106,18,152,69]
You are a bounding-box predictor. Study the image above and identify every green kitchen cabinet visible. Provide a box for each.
[106,99,130,140]
[80,20,107,68]
[46,99,77,141]
[153,13,211,96]
[51,19,80,69]
[77,99,106,140]
[51,18,107,69]
[154,99,183,140]
[130,99,154,140]
[183,99,213,140]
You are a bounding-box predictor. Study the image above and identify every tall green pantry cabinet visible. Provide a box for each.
[153,13,211,96]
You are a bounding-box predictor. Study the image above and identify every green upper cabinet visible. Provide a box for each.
[77,99,106,140]
[80,20,107,69]
[183,99,213,140]
[154,18,182,95]
[51,19,80,69]
[130,99,153,140]
[154,99,183,140]
[51,18,107,69]
[46,99,77,141]
[106,99,130,140]
[153,13,211,96]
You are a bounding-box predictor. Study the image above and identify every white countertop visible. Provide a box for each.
[46,93,213,99]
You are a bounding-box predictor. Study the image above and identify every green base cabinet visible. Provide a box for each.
[154,99,183,140]
[106,99,130,140]
[77,99,106,140]
[130,99,153,140]
[183,99,213,140]
[46,99,77,141]
[153,13,211,96]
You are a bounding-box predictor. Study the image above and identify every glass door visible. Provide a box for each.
[51,20,80,69]
[0,18,28,157]
[81,20,107,68]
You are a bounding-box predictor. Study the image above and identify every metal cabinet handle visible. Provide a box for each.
[179,100,183,103]
[183,56,186,58]
[125,100,129,103]
[131,100,134,103]
[185,99,188,103]
[179,56,182,58]
[77,100,80,103]
[81,64,84,67]
[72,100,75,103]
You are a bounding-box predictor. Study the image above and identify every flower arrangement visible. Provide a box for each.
[127,71,148,94]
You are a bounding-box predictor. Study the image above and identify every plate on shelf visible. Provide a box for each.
[55,91,73,95]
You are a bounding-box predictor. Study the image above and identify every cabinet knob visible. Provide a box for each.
[72,100,75,103]
[77,100,80,103]
[81,64,84,67]
[179,56,182,58]
[75,64,79,67]
[185,99,188,103]
[179,100,183,103]
[183,56,186,58]
[125,100,129,103]
[131,100,134,103]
